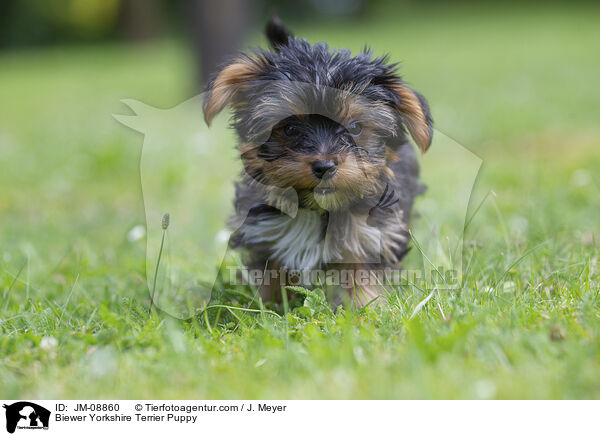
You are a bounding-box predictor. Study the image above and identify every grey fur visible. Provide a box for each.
[206,18,432,305]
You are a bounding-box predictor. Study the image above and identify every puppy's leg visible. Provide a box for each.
[325,264,386,308]
[350,265,386,308]
[243,257,282,302]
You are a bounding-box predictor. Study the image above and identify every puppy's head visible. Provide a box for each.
[204,17,433,210]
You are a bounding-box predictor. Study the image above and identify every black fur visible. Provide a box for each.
[205,18,433,306]
[265,16,293,50]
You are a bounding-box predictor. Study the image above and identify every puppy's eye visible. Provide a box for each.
[347,121,363,136]
[283,124,300,138]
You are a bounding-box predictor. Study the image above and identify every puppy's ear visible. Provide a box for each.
[393,85,433,152]
[379,75,433,152]
[265,15,293,50]
[203,56,262,126]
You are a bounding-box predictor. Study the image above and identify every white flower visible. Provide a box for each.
[571,169,591,187]
[40,336,58,351]
[127,225,146,242]
[474,379,497,399]
[215,229,231,246]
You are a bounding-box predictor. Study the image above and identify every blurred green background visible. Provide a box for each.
[1,1,599,398]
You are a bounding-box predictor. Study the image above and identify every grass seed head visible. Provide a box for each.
[161,212,170,230]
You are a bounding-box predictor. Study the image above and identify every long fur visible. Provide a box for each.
[204,18,433,306]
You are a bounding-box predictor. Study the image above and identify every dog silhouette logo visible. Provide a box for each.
[3,402,50,433]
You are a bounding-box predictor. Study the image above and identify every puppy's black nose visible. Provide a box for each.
[312,160,337,179]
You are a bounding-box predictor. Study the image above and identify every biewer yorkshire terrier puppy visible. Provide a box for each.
[203,17,433,307]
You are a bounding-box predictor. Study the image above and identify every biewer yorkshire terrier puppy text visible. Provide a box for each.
[203,17,433,307]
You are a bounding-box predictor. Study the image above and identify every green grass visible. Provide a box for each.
[1,4,599,398]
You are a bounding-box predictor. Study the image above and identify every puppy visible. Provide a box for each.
[203,17,433,307]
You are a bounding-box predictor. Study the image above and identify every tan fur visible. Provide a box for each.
[204,57,264,125]
[385,147,399,163]
[391,85,432,152]
[253,151,384,211]
[208,61,428,308]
